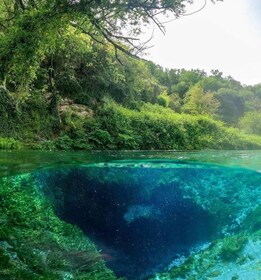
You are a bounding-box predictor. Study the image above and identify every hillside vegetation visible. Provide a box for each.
[0,0,260,150]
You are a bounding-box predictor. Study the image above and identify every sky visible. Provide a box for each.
[142,0,261,85]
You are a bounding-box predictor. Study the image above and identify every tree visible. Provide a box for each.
[200,76,225,92]
[216,88,245,125]
[239,111,261,136]
[0,0,222,109]
[182,84,220,116]
[0,0,195,63]
[169,93,182,112]
[241,85,261,112]
[179,69,206,86]
[157,90,170,107]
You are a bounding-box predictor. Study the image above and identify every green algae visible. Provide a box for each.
[220,235,248,262]
[0,174,119,280]
[243,206,261,234]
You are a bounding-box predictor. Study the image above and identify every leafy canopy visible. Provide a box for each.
[0,0,222,95]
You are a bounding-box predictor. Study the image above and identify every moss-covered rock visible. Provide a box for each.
[149,211,261,280]
[220,235,248,261]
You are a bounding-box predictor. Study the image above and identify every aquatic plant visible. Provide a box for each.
[242,205,261,234]
[220,235,248,261]
[0,174,118,280]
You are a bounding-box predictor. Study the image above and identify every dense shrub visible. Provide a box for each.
[93,101,261,150]
[0,137,21,149]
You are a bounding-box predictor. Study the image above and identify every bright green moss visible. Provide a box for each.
[0,174,118,280]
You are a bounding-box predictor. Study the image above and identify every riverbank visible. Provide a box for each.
[1,101,261,151]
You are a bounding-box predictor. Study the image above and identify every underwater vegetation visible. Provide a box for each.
[150,225,261,280]
[36,166,218,279]
[0,174,118,280]
[34,160,261,279]
[0,154,260,280]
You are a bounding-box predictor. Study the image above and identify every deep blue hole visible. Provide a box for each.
[38,167,217,279]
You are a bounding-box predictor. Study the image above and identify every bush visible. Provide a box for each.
[0,137,21,149]
[94,101,261,150]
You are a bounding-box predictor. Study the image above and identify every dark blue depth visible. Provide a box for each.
[38,167,217,279]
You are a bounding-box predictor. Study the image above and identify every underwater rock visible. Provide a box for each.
[28,158,261,279]
[123,204,161,223]
[36,167,216,279]
[150,230,261,280]
[0,241,13,250]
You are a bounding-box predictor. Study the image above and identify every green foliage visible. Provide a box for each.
[0,0,193,101]
[0,0,260,151]
[157,90,170,107]
[0,7,66,106]
[239,111,261,136]
[93,101,261,150]
[0,137,21,149]
[168,93,182,112]
[243,84,261,112]
[216,88,245,124]
[23,100,261,151]
[182,84,220,116]
[200,76,225,92]
[54,129,91,151]
[179,69,206,86]
[0,174,118,279]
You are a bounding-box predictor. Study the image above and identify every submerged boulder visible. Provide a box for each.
[123,204,161,223]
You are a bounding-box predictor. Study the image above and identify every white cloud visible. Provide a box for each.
[143,0,261,85]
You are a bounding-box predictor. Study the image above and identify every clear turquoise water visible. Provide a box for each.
[0,150,260,279]
[1,150,261,176]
